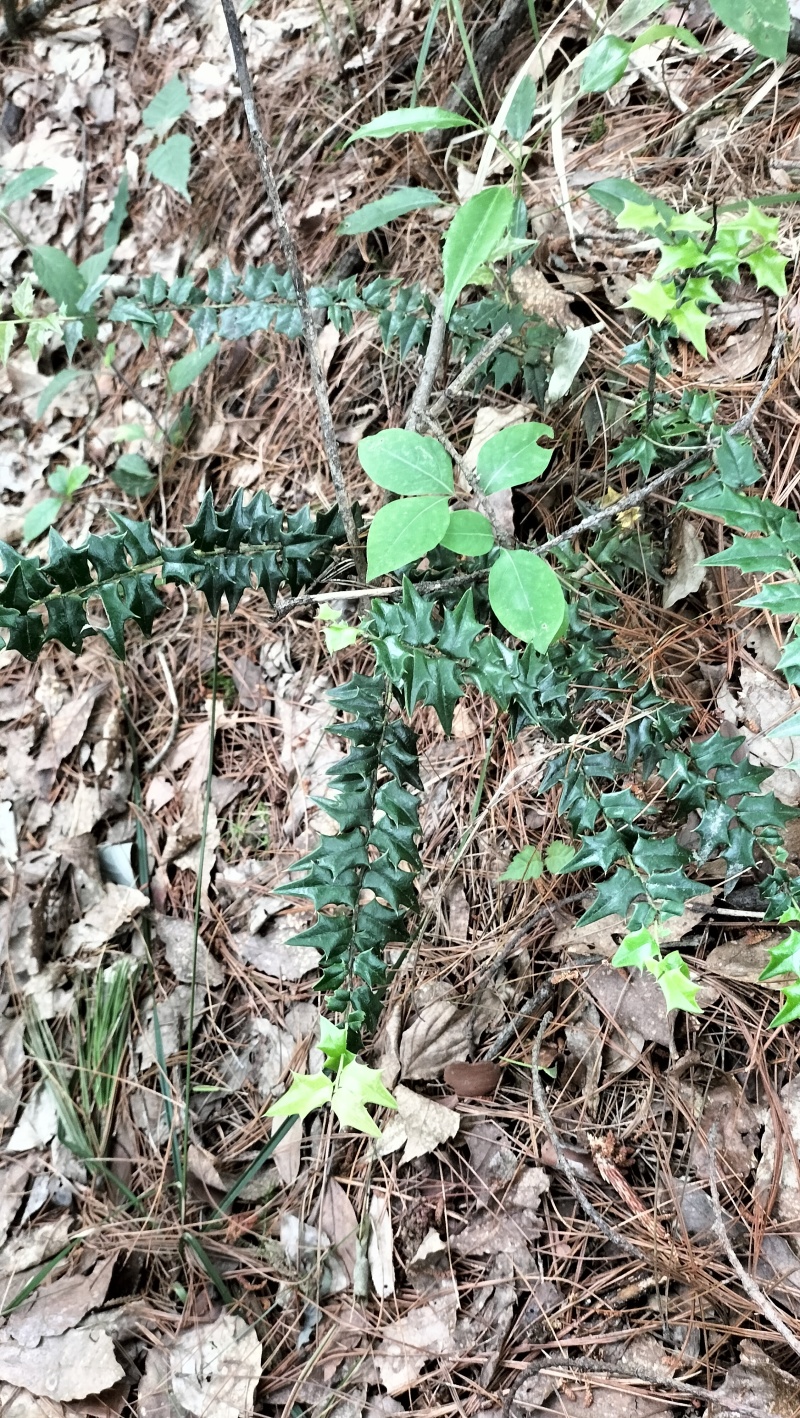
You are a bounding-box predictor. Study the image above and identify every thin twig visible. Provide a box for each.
[532,1012,650,1264]
[486,981,555,1061]
[422,410,513,547]
[406,298,446,432]
[144,650,179,774]
[220,0,365,579]
[707,1123,800,1360]
[730,330,785,434]
[429,320,513,416]
[501,1354,715,1418]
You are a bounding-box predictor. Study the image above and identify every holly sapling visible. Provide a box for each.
[266,1020,397,1137]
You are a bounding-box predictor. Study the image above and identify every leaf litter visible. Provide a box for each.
[1,0,800,1413]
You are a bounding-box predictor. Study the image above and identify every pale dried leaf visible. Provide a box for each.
[271,1115,302,1185]
[6,1083,59,1153]
[155,914,223,987]
[0,1214,72,1277]
[169,1315,262,1418]
[378,1085,460,1163]
[374,1293,458,1395]
[36,683,108,773]
[687,1079,760,1181]
[7,1257,115,1345]
[755,1076,800,1223]
[0,1328,124,1401]
[706,1342,800,1418]
[318,1177,358,1282]
[663,520,707,609]
[0,1160,28,1247]
[61,884,148,957]
[368,1191,395,1299]
[0,1018,25,1131]
[232,930,320,980]
[399,999,472,1081]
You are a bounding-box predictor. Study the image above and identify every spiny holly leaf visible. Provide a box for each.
[267,1072,333,1122]
[760,929,800,982]
[746,244,788,298]
[671,300,710,357]
[653,951,701,1014]
[612,927,660,971]
[318,1019,356,1069]
[579,867,643,925]
[330,1059,396,1138]
[625,278,676,323]
[771,982,800,1028]
[654,239,706,277]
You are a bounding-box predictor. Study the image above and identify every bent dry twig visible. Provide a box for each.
[220,0,365,580]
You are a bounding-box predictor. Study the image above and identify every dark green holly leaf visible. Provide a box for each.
[692,800,734,862]
[632,835,688,874]
[703,533,791,576]
[690,732,743,773]
[645,867,701,914]
[579,867,643,925]
[599,789,655,824]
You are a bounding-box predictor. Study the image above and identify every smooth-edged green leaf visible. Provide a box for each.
[141,75,190,133]
[146,133,192,200]
[338,186,442,234]
[367,496,451,580]
[0,165,54,209]
[488,548,566,650]
[167,340,219,393]
[103,170,129,250]
[112,453,157,496]
[36,367,87,420]
[544,841,577,873]
[0,323,13,366]
[546,327,593,403]
[588,178,677,224]
[746,243,789,297]
[31,246,86,312]
[500,845,543,881]
[476,422,553,494]
[358,428,453,495]
[767,711,800,740]
[266,1072,332,1122]
[580,34,632,93]
[318,604,361,653]
[23,497,63,544]
[442,186,515,321]
[631,22,704,49]
[612,926,660,970]
[439,509,494,557]
[708,0,789,60]
[505,74,537,141]
[346,106,471,144]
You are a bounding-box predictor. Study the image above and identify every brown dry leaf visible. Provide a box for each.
[706,1341,800,1418]
[450,1213,537,1260]
[399,996,472,1081]
[187,1144,226,1193]
[687,1078,761,1180]
[0,1017,25,1131]
[466,1119,518,1207]
[154,915,223,988]
[708,309,773,383]
[378,1085,460,1163]
[585,961,673,1070]
[755,1076,800,1223]
[318,1178,358,1283]
[232,927,319,980]
[0,1214,72,1278]
[662,520,707,609]
[718,665,800,806]
[704,936,778,984]
[35,682,108,775]
[0,1328,124,1402]
[368,1191,395,1299]
[7,1257,115,1346]
[374,1291,458,1396]
[0,1160,28,1247]
[509,266,580,327]
[271,1115,302,1186]
[61,884,148,957]
[167,1315,262,1418]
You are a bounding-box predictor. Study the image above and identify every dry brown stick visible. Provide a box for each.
[707,1124,800,1360]
[501,1354,715,1418]
[429,320,513,417]
[406,298,446,432]
[532,1012,650,1264]
[219,0,365,580]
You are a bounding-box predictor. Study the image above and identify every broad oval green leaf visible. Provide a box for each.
[168,340,219,393]
[141,75,190,134]
[338,186,442,235]
[439,509,494,557]
[476,423,553,495]
[366,496,450,580]
[112,453,157,497]
[358,429,453,496]
[23,497,63,545]
[488,548,565,649]
[708,0,789,60]
[442,186,515,321]
[0,165,54,210]
[146,133,192,201]
[32,246,86,313]
[580,35,632,93]
[630,22,704,50]
[346,106,471,145]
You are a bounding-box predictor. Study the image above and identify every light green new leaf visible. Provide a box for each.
[346,106,471,145]
[11,275,34,319]
[612,926,660,971]
[439,509,494,557]
[500,846,543,881]
[25,314,62,363]
[544,841,577,874]
[631,22,704,49]
[338,186,442,234]
[759,928,800,979]
[625,277,676,323]
[580,35,632,93]
[771,982,800,1028]
[267,1072,333,1122]
[141,75,190,134]
[0,323,13,366]
[0,165,54,209]
[318,1019,356,1069]
[654,238,706,277]
[505,74,537,142]
[653,952,701,1014]
[671,300,710,357]
[746,244,788,297]
[615,199,667,233]
[23,497,63,545]
[146,133,192,200]
[318,604,361,653]
[168,340,219,393]
[476,422,553,494]
[32,246,85,312]
[488,548,565,650]
[358,428,453,495]
[724,201,780,242]
[330,1060,396,1139]
[708,0,789,61]
[367,496,451,579]
[442,186,515,321]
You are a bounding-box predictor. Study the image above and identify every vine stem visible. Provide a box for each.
[220,0,366,580]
